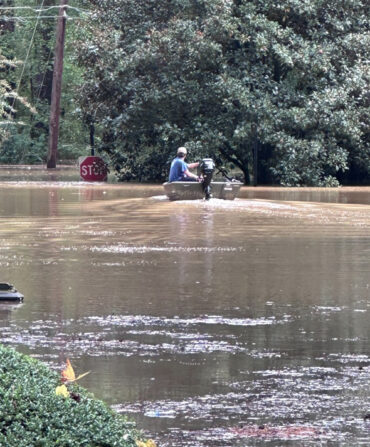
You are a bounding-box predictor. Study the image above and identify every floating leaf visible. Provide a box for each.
[136,440,157,447]
[55,384,70,398]
[61,359,90,383]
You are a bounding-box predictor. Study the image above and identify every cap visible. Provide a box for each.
[177,146,187,155]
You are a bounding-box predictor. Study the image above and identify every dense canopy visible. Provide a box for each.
[1,0,369,185]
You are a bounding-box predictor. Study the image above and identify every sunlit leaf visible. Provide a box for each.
[61,358,90,383]
[136,440,157,447]
[55,384,70,398]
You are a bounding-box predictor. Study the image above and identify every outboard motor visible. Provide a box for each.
[198,158,215,200]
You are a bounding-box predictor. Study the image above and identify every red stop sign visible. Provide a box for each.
[79,156,108,182]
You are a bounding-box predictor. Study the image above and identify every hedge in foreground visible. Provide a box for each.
[0,344,143,447]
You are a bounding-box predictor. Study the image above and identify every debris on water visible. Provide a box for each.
[0,313,288,358]
[230,424,322,439]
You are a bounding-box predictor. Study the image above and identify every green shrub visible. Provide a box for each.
[0,344,140,447]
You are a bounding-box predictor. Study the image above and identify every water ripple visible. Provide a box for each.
[90,245,245,254]
[0,314,288,359]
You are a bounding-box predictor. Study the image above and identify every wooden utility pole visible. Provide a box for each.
[47,0,68,169]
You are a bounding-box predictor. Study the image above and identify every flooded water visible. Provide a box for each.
[1,166,370,446]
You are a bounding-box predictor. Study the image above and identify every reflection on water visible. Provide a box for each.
[0,167,370,446]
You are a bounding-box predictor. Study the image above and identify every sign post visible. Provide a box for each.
[79,156,108,182]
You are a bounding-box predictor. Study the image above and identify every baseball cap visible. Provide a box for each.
[177,147,187,155]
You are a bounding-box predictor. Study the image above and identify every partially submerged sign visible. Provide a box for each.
[0,283,24,301]
[79,156,108,182]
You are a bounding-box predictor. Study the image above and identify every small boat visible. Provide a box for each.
[163,180,242,201]
[0,283,24,302]
[164,158,243,201]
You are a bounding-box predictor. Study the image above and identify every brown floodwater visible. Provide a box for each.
[1,166,370,446]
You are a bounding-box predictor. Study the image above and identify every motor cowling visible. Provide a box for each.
[199,158,215,176]
[198,158,215,200]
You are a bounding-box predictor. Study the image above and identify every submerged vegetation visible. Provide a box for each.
[0,0,369,185]
[0,343,149,447]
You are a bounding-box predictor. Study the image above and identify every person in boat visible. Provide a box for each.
[169,147,200,182]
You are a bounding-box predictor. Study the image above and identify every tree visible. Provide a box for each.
[0,50,36,146]
[0,0,90,164]
[78,0,369,184]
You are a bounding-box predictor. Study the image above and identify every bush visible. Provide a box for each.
[0,344,141,447]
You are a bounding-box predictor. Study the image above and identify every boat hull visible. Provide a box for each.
[163,181,242,201]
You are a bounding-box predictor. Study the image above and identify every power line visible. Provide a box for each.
[0,4,88,22]
[11,0,46,112]
[1,16,87,22]
[0,5,86,13]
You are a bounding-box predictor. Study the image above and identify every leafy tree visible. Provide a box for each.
[78,0,369,185]
[0,0,91,164]
[0,49,36,149]
[0,51,16,145]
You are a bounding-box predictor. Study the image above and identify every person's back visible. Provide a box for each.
[169,157,187,182]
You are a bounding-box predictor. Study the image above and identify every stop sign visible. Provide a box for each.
[79,156,108,182]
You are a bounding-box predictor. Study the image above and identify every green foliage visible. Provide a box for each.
[0,49,35,148]
[0,52,14,145]
[78,0,369,185]
[1,0,368,183]
[0,344,140,447]
[0,0,91,164]
[0,128,47,164]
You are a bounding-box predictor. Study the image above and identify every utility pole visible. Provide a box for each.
[47,0,68,169]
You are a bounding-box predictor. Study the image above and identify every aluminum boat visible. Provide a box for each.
[163,180,242,201]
